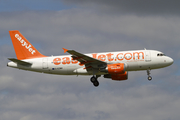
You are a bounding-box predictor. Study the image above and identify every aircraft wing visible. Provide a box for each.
[63,48,107,68]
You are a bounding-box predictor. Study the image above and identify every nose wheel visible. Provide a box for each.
[147,69,152,81]
[148,76,152,81]
[90,75,100,87]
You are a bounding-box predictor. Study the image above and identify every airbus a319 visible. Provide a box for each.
[7,30,174,87]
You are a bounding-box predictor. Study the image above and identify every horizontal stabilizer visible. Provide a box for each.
[8,58,32,66]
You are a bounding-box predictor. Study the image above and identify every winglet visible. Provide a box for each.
[62,48,68,53]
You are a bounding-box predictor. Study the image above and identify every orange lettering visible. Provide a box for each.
[124,53,132,60]
[98,54,106,61]
[106,53,114,61]
[92,53,97,59]
[79,63,84,66]
[133,52,144,60]
[53,58,61,65]
[62,57,70,64]
[116,53,124,61]
[71,58,78,64]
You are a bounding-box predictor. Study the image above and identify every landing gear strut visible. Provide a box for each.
[147,69,152,81]
[90,75,100,87]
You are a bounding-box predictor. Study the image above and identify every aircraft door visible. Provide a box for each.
[42,58,48,69]
[145,51,151,62]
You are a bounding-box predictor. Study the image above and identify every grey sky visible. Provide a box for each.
[63,0,180,16]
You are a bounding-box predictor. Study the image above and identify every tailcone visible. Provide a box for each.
[7,62,17,68]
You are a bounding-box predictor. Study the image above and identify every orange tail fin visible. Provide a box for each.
[9,30,46,60]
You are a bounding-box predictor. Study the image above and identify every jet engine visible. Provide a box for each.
[107,63,125,74]
[104,72,128,81]
[102,63,128,81]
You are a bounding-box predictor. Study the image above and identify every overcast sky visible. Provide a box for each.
[0,0,180,120]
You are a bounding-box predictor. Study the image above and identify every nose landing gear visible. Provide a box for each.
[147,69,152,81]
[148,76,152,81]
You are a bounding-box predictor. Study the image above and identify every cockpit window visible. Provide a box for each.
[157,53,165,56]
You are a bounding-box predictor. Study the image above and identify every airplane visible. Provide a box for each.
[7,30,174,87]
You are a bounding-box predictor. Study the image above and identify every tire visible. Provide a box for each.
[93,81,99,87]
[90,76,96,83]
[148,76,152,81]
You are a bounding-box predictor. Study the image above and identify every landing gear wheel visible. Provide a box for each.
[93,81,99,87]
[147,69,152,81]
[90,76,99,87]
[90,76,96,83]
[148,76,152,81]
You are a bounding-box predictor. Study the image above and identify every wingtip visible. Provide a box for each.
[62,48,68,53]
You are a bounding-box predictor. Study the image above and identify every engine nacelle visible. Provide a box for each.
[111,72,128,81]
[104,72,128,81]
[107,63,125,74]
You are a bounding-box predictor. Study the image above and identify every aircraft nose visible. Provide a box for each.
[167,57,174,65]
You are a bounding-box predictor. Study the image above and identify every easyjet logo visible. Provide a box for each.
[15,34,35,55]
[91,52,144,61]
[111,67,121,70]
[53,52,144,65]
[53,57,78,65]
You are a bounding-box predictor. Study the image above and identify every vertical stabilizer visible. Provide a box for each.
[9,30,46,60]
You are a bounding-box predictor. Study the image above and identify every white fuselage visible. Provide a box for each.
[7,50,173,76]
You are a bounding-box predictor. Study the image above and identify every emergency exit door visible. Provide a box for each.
[42,58,48,69]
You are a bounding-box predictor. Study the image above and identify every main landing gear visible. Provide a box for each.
[90,75,100,87]
[147,69,152,81]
